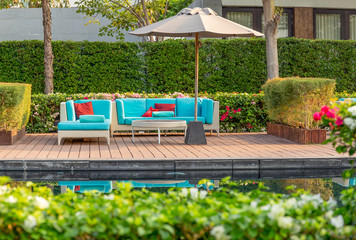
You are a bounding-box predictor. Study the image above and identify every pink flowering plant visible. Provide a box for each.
[314,102,356,178]
[214,92,267,132]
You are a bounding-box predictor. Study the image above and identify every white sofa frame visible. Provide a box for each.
[58,102,111,145]
[110,101,220,136]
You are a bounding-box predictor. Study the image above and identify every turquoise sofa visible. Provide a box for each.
[338,98,356,102]
[111,98,220,135]
[58,100,112,145]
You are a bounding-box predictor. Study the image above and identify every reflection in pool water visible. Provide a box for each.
[57,180,216,193]
[12,178,351,203]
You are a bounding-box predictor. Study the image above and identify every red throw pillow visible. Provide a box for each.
[155,104,176,116]
[142,107,158,117]
[74,101,94,118]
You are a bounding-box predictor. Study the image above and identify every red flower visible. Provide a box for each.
[320,105,329,115]
[335,117,343,126]
[326,111,336,119]
[226,106,230,110]
[84,97,88,100]
[237,108,241,112]
[329,122,334,130]
[313,112,321,121]
[232,109,237,113]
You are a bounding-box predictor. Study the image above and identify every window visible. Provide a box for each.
[223,7,294,38]
[314,9,356,40]
[350,15,356,40]
[226,12,253,29]
[315,14,341,40]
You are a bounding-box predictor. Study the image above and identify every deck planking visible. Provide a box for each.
[0,132,348,161]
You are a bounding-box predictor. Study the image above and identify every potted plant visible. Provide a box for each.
[0,83,31,145]
[262,77,335,144]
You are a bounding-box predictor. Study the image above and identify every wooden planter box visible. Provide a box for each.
[266,122,326,144]
[0,127,26,145]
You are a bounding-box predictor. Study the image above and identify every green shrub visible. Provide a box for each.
[0,39,355,94]
[0,82,31,131]
[0,177,355,239]
[27,92,268,133]
[262,77,335,129]
[335,91,356,99]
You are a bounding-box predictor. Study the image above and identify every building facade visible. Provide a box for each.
[191,0,356,40]
[0,8,141,42]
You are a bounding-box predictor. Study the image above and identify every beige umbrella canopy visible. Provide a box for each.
[130,7,263,123]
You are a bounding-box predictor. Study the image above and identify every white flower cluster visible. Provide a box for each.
[103,194,115,200]
[180,188,208,200]
[23,215,37,230]
[261,194,328,233]
[330,215,344,228]
[298,194,323,208]
[0,186,8,195]
[34,196,50,209]
[211,225,231,240]
[6,195,17,204]
[343,106,356,130]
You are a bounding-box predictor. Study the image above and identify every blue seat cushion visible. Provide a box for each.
[176,98,202,117]
[124,117,206,125]
[58,119,110,130]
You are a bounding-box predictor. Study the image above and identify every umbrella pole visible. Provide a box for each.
[194,33,199,122]
[184,32,206,145]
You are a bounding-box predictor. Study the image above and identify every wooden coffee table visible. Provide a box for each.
[131,120,187,144]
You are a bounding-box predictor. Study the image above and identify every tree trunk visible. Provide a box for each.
[42,0,54,94]
[262,0,280,80]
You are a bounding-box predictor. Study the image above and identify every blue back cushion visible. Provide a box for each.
[146,98,177,112]
[202,99,214,124]
[66,100,76,121]
[74,100,112,120]
[176,98,202,117]
[120,99,146,117]
[115,100,125,124]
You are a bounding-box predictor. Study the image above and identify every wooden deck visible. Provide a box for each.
[0,132,345,160]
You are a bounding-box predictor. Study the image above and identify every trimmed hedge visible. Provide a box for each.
[262,77,335,129]
[0,177,355,239]
[0,39,355,94]
[0,41,144,94]
[0,82,31,131]
[27,92,267,133]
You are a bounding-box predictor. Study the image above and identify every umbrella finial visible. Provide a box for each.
[178,7,218,16]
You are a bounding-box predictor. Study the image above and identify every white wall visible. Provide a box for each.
[0,8,141,42]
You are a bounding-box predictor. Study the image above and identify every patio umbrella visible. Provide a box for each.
[130,7,263,144]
